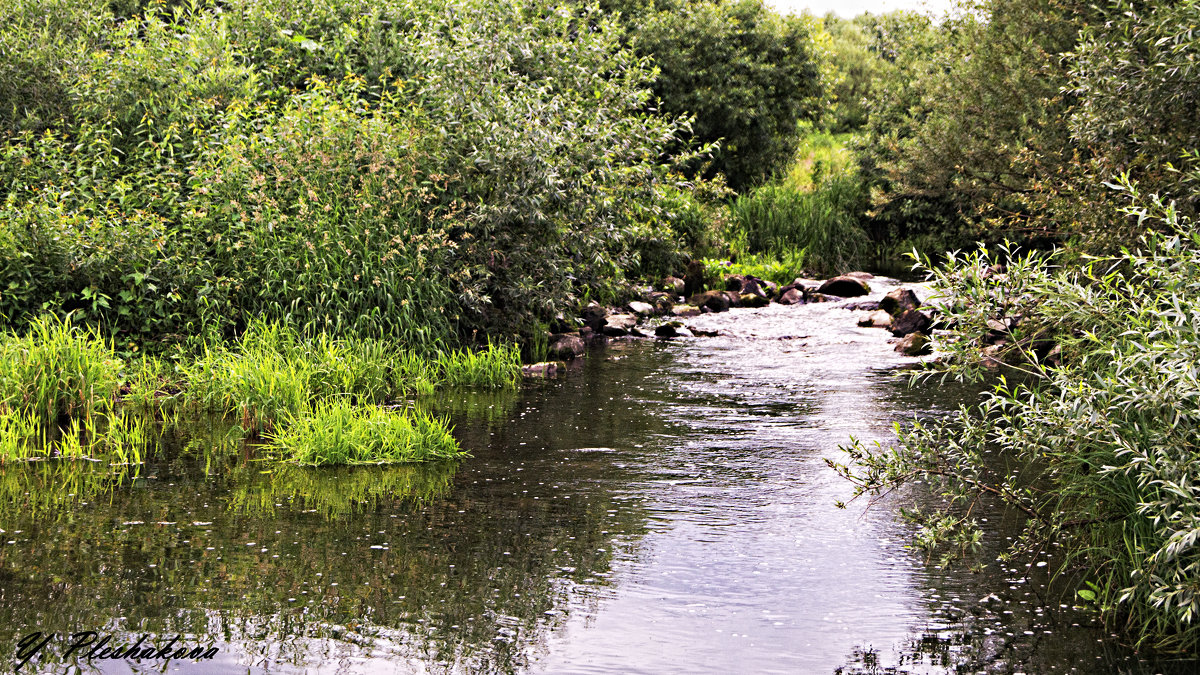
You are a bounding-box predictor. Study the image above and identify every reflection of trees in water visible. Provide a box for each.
[0,391,652,673]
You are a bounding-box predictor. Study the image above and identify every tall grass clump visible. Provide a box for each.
[0,314,123,425]
[266,399,462,466]
[433,343,521,389]
[728,177,869,276]
[832,184,1200,653]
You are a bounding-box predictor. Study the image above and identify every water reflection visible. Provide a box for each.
[0,279,1192,673]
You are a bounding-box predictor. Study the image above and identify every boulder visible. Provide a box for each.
[756,277,778,297]
[857,310,892,329]
[723,291,742,307]
[547,334,586,360]
[880,288,921,316]
[655,323,694,338]
[778,288,805,305]
[672,304,701,317]
[627,301,655,317]
[648,292,675,313]
[844,271,875,281]
[724,274,747,292]
[662,276,686,295]
[890,309,933,337]
[895,332,932,356]
[683,260,706,297]
[580,303,607,332]
[818,276,871,297]
[689,290,730,312]
[739,293,770,308]
[601,313,638,337]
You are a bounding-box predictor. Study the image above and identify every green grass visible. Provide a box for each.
[266,399,463,466]
[0,314,123,425]
[702,249,810,286]
[181,321,522,432]
[724,133,870,277]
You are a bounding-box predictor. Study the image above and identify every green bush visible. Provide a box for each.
[833,185,1200,652]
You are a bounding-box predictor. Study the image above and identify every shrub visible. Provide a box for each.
[832,185,1200,652]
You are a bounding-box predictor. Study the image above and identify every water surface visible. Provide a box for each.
[0,278,1187,673]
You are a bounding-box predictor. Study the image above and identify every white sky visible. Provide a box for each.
[766,0,957,19]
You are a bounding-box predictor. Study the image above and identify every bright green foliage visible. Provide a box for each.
[181,322,520,432]
[722,133,870,276]
[834,184,1200,652]
[632,0,824,191]
[267,399,463,466]
[0,314,123,425]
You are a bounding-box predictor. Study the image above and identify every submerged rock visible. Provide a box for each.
[817,276,871,297]
[655,323,694,338]
[522,361,568,378]
[601,313,638,337]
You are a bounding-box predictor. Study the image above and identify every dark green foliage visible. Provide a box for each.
[633,0,824,191]
[0,0,697,348]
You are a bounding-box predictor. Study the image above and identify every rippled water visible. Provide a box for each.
[0,277,1192,673]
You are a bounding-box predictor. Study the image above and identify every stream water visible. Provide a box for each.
[0,277,1192,673]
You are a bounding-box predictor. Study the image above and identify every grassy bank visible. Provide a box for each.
[0,317,518,465]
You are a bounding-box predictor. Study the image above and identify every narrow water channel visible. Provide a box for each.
[0,278,1188,673]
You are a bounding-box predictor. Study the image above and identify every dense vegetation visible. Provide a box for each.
[3,0,1200,657]
[824,0,1200,656]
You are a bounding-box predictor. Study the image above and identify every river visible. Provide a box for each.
[0,277,1187,673]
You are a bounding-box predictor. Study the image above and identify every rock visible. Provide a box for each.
[655,323,693,338]
[880,288,921,316]
[662,276,686,295]
[672,304,701,318]
[522,361,568,378]
[724,274,747,292]
[777,288,805,305]
[648,292,675,313]
[683,260,706,297]
[723,291,742,307]
[547,334,586,360]
[890,309,933,337]
[689,290,730,313]
[867,309,892,329]
[841,301,880,311]
[895,332,932,356]
[818,276,871,297]
[601,313,638,337]
[629,326,652,338]
[844,271,875,280]
[757,277,778,297]
[726,274,768,300]
[627,301,655,317]
[806,292,834,303]
[739,293,770,308]
[580,303,607,332]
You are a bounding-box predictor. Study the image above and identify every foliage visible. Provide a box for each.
[701,250,808,287]
[833,184,1200,652]
[0,314,123,425]
[632,0,824,191]
[726,176,868,277]
[266,399,463,466]
[0,0,698,348]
